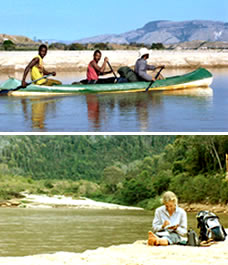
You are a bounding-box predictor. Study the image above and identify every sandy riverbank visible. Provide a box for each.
[0,233,227,265]
[2,193,228,213]
[11,193,143,210]
[0,50,228,73]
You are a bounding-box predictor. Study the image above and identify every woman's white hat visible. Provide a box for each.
[139,47,150,58]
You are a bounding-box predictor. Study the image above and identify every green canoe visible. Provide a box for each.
[0,68,213,96]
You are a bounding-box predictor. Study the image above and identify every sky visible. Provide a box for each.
[0,0,227,41]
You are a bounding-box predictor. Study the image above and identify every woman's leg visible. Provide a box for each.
[148,231,169,246]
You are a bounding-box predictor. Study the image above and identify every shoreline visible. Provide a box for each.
[0,193,143,210]
[1,50,228,73]
[0,233,227,265]
[0,194,227,264]
[1,193,228,213]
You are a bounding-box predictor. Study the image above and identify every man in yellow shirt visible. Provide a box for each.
[22,44,62,87]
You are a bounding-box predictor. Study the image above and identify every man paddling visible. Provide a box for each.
[86,50,114,84]
[134,48,165,81]
[22,44,62,88]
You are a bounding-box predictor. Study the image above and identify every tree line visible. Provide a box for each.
[0,40,165,51]
[0,135,228,208]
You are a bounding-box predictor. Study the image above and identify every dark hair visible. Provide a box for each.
[39,44,48,52]
[93,49,101,56]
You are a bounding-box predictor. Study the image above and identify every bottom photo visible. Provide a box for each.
[0,135,227,264]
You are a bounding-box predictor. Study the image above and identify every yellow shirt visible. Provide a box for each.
[30,55,46,85]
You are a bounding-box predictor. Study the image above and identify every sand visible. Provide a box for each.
[19,193,143,210]
[0,50,228,73]
[0,235,227,265]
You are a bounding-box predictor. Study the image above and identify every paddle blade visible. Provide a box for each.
[0,89,11,95]
[0,85,23,95]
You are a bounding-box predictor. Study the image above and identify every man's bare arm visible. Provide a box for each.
[21,58,39,87]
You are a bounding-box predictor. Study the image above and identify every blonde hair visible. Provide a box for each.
[162,191,178,205]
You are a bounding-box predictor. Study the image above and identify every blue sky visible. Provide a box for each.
[0,0,227,41]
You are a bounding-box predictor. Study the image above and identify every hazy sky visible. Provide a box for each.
[0,0,227,41]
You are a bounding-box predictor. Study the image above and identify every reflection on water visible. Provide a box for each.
[0,86,213,132]
[86,95,102,129]
[21,98,57,129]
[86,93,163,131]
[1,68,227,132]
[85,88,212,131]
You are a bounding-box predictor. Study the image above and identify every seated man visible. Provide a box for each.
[134,48,164,81]
[87,50,114,84]
[22,44,62,87]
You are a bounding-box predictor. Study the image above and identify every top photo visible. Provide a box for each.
[0,0,227,132]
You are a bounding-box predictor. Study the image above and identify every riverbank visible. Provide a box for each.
[1,193,228,213]
[0,193,143,210]
[0,50,228,73]
[0,232,227,265]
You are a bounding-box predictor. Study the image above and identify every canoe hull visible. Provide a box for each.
[0,68,213,96]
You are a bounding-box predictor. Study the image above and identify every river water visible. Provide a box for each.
[0,68,227,132]
[0,208,227,257]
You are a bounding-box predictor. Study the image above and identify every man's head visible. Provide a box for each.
[93,50,102,62]
[38,44,48,58]
[139,47,150,59]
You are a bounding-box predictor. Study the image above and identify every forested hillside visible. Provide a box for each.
[0,135,175,180]
[0,135,228,208]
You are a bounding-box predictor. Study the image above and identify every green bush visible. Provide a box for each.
[153,170,171,195]
[68,43,84,50]
[220,179,228,203]
[138,196,162,210]
[3,40,15,50]
[120,177,155,205]
[151,43,165,50]
[94,42,110,50]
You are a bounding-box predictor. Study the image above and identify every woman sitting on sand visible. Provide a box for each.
[148,191,187,246]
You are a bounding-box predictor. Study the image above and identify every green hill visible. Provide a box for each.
[1,135,228,208]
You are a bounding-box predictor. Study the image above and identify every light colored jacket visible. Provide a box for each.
[152,205,187,236]
[134,58,156,81]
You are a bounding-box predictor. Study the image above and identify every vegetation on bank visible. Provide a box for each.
[0,40,165,51]
[49,42,165,51]
[0,135,228,209]
[1,39,228,52]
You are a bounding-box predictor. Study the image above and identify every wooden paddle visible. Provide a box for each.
[145,66,165,92]
[0,74,52,95]
[107,61,118,82]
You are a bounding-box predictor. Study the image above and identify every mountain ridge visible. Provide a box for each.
[76,20,228,44]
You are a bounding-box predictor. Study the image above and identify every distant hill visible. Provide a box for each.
[76,20,228,44]
[166,40,228,50]
[0,34,37,45]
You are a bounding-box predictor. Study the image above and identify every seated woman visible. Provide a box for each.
[87,50,115,84]
[148,191,187,246]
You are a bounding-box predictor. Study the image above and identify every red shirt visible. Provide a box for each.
[87,60,99,81]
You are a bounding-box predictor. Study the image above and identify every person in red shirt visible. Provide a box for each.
[87,50,114,84]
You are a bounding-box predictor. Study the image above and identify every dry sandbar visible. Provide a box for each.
[17,193,143,210]
[0,50,228,73]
